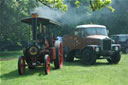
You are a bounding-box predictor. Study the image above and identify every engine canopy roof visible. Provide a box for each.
[21,17,60,26]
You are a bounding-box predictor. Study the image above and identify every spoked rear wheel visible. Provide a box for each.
[18,56,25,75]
[59,43,63,68]
[44,55,50,75]
[54,41,63,69]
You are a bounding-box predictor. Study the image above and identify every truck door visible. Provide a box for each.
[73,29,84,49]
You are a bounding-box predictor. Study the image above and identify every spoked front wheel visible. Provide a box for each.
[18,56,25,75]
[44,55,50,75]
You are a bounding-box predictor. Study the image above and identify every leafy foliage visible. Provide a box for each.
[0,0,37,46]
[0,0,127,51]
[37,0,68,11]
[90,0,114,12]
[101,0,128,34]
[37,0,113,12]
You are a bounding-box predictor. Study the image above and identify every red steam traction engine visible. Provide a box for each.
[18,13,63,75]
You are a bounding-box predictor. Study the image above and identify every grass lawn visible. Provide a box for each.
[0,51,128,85]
[0,51,22,60]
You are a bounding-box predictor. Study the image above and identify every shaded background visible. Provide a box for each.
[0,0,128,51]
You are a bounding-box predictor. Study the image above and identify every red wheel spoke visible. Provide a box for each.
[21,58,25,74]
[59,43,63,68]
[45,55,50,74]
[18,56,25,75]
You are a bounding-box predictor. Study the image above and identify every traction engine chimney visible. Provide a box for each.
[32,13,38,40]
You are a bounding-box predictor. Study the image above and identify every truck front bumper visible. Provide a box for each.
[98,50,116,56]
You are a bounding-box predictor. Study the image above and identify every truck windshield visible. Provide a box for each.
[119,36,128,42]
[84,27,107,36]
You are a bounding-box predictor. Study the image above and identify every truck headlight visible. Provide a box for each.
[96,47,99,52]
[115,46,118,51]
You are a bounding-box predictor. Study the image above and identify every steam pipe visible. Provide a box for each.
[32,13,38,40]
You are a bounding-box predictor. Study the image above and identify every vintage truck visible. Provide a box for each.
[63,24,121,65]
[111,34,128,54]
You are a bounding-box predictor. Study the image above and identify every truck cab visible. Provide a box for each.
[63,24,121,65]
[111,34,128,54]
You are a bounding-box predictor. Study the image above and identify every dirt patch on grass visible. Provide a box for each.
[0,58,17,61]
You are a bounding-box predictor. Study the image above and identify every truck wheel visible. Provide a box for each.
[63,46,68,60]
[63,47,74,62]
[44,55,50,75]
[122,50,126,54]
[108,52,121,64]
[54,41,63,69]
[107,59,112,64]
[82,49,96,65]
[124,48,128,54]
[18,56,25,75]
[64,52,74,62]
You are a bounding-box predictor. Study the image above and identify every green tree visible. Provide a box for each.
[37,0,113,12]
[97,0,128,34]
[0,0,37,49]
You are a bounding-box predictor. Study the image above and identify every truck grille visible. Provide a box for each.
[103,39,112,50]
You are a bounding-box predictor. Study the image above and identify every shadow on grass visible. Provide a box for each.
[1,59,118,80]
[63,60,116,67]
[0,66,56,80]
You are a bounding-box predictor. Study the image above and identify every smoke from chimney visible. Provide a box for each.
[31,2,92,26]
